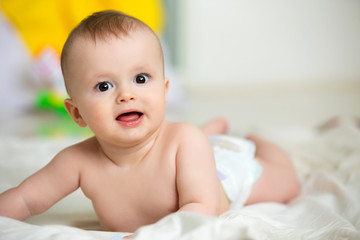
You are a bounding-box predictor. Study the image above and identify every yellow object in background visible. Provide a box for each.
[1,0,165,56]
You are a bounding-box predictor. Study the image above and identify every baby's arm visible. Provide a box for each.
[0,147,81,220]
[176,124,220,216]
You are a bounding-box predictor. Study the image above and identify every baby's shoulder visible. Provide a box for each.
[165,121,200,133]
[54,137,98,162]
[164,121,207,142]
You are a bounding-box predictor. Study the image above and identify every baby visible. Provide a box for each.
[0,10,299,232]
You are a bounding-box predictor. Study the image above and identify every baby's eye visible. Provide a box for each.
[134,74,149,84]
[95,82,113,92]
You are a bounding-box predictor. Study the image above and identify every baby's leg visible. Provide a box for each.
[246,134,300,205]
[201,117,229,135]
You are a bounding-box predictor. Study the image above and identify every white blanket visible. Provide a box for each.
[0,123,359,239]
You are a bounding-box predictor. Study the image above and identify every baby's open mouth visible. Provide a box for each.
[116,111,144,122]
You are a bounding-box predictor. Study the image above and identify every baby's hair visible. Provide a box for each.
[60,10,161,92]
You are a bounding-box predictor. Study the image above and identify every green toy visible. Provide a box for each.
[35,89,92,137]
[35,89,67,114]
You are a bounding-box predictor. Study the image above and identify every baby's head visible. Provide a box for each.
[60,10,169,141]
[61,10,164,97]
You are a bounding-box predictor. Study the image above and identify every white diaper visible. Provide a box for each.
[208,135,263,209]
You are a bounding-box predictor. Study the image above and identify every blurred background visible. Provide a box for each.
[1,0,359,228]
[0,0,360,137]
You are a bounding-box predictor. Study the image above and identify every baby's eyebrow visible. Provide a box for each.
[130,64,150,72]
[88,73,114,82]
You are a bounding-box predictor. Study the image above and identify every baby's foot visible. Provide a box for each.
[317,115,360,132]
[317,116,340,132]
[354,116,360,129]
[201,117,229,135]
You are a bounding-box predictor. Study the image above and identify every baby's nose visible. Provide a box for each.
[116,90,136,103]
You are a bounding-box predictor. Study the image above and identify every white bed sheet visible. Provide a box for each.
[0,122,359,239]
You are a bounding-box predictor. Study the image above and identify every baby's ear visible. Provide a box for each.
[163,78,170,102]
[165,78,169,90]
[64,99,87,127]
[164,77,169,94]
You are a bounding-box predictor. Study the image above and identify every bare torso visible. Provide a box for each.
[76,134,178,231]
[69,122,230,232]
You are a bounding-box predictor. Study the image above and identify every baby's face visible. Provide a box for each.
[64,30,168,146]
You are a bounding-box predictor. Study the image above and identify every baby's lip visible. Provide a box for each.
[116,110,143,122]
[116,110,144,127]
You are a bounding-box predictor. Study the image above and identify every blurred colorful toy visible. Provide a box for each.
[31,47,67,114]
[35,89,67,115]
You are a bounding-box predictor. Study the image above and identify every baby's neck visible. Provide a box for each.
[94,128,163,168]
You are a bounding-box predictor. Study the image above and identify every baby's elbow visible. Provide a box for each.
[207,198,222,216]
[200,204,219,217]
[0,187,32,220]
[208,203,220,216]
